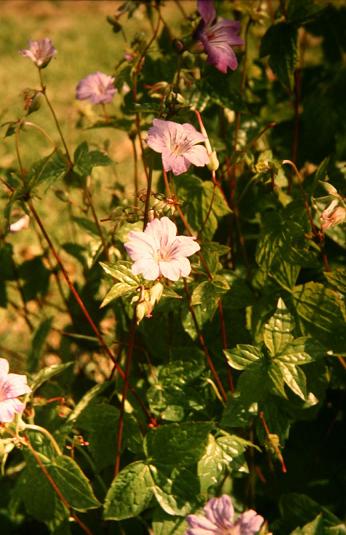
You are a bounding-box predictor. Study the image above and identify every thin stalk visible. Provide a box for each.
[131,137,139,207]
[85,185,108,258]
[27,201,153,423]
[132,10,161,188]
[24,424,62,455]
[23,121,56,148]
[114,314,136,477]
[259,411,287,474]
[282,159,330,271]
[25,437,94,535]
[143,166,153,230]
[183,279,227,403]
[38,68,72,166]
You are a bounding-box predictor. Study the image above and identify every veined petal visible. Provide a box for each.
[186,512,219,531]
[0,398,25,423]
[161,147,191,175]
[132,259,160,280]
[125,231,158,260]
[184,144,210,167]
[147,119,173,152]
[170,236,200,258]
[204,495,234,527]
[4,374,31,399]
[157,217,178,249]
[197,0,216,25]
[182,123,206,144]
[159,259,185,281]
[234,509,264,534]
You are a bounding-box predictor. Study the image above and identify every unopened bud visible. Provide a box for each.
[207,150,219,172]
[150,282,164,306]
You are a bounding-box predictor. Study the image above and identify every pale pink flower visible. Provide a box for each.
[186,495,264,535]
[124,217,200,282]
[147,119,209,176]
[9,214,30,233]
[320,200,346,231]
[0,359,31,423]
[76,72,116,104]
[19,38,57,68]
[195,0,244,73]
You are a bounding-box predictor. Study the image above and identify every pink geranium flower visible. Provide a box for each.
[195,0,244,73]
[0,358,31,423]
[19,38,57,68]
[124,217,200,282]
[186,495,264,535]
[147,119,209,176]
[76,72,116,104]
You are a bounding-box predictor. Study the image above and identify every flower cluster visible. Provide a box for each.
[20,38,57,68]
[125,217,200,282]
[195,0,244,73]
[0,359,31,423]
[186,495,264,535]
[76,72,116,104]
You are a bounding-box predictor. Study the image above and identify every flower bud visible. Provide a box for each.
[149,282,164,306]
[207,150,219,172]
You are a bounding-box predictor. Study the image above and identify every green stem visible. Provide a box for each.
[38,68,72,166]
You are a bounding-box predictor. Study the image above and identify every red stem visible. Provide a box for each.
[28,200,154,423]
[114,315,137,477]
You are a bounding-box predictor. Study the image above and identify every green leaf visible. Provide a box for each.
[100,282,134,307]
[224,345,262,370]
[276,337,322,364]
[30,362,73,392]
[287,0,326,24]
[77,402,142,469]
[152,509,186,535]
[19,256,51,301]
[150,465,198,516]
[324,267,346,294]
[20,450,100,519]
[290,513,325,535]
[197,433,251,494]
[27,317,53,373]
[0,243,15,281]
[27,150,69,191]
[72,217,99,237]
[276,361,308,400]
[73,141,112,177]
[292,282,346,353]
[260,22,297,88]
[144,422,212,467]
[49,455,100,511]
[103,461,154,520]
[175,175,231,240]
[66,382,110,423]
[100,260,141,286]
[17,457,67,524]
[263,298,294,356]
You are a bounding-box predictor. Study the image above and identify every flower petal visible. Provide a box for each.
[234,509,264,534]
[170,236,200,258]
[197,0,216,25]
[0,398,25,423]
[184,145,210,167]
[132,259,160,280]
[3,374,31,399]
[0,358,9,376]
